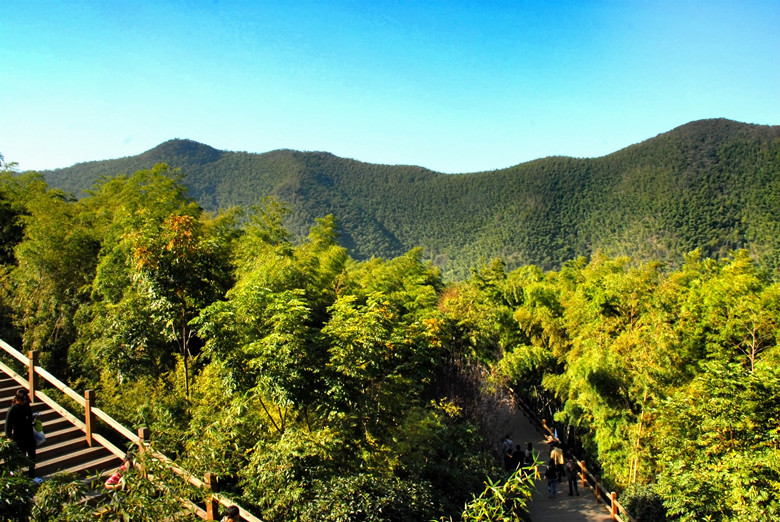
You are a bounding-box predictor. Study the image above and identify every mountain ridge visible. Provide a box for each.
[49,118,780,174]
[40,118,780,279]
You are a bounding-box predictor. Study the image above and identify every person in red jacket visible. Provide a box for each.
[5,388,36,477]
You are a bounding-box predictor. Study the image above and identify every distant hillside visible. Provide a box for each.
[41,119,780,279]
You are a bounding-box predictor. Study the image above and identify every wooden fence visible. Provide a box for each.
[0,338,261,522]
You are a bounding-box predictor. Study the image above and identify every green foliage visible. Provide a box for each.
[0,442,94,521]
[8,180,93,370]
[0,433,32,471]
[0,474,36,521]
[0,438,35,521]
[653,361,780,520]
[239,426,350,520]
[302,473,437,522]
[97,448,201,521]
[498,344,557,388]
[386,400,499,518]
[29,473,94,521]
[0,172,31,266]
[472,250,780,518]
[7,147,780,520]
[39,120,780,279]
[65,165,237,394]
[438,262,524,363]
[1,164,501,521]
[452,467,536,522]
[620,483,666,522]
[94,366,192,453]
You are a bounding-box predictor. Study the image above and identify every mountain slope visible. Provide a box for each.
[41,119,780,279]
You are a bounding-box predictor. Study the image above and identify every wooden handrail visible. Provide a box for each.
[92,407,140,443]
[0,339,262,521]
[0,359,26,387]
[36,365,85,405]
[0,338,28,365]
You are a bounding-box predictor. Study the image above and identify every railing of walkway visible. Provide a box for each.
[513,389,637,522]
[0,338,261,522]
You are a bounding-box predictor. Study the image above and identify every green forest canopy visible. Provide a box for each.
[40,118,780,280]
[1,149,779,520]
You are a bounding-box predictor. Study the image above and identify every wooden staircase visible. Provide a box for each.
[0,372,122,479]
[0,339,261,520]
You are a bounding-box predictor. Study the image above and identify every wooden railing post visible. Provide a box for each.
[84,389,95,446]
[205,472,220,520]
[28,350,38,401]
[137,427,150,451]
[611,491,618,520]
[137,427,150,477]
[581,460,588,489]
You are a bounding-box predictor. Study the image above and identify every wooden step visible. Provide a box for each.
[33,405,59,420]
[0,408,57,434]
[39,415,73,434]
[0,379,21,396]
[37,445,119,478]
[43,451,122,479]
[36,436,89,461]
[38,424,85,445]
[0,398,55,427]
[0,368,122,485]
[37,442,104,472]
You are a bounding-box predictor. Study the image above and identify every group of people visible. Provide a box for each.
[501,432,581,499]
[544,457,580,498]
[502,434,536,471]
[543,440,580,498]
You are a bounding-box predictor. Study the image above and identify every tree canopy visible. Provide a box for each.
[39,119,780,280]
[2,157,779,520]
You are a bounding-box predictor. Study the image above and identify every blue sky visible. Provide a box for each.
[2,1,779,173]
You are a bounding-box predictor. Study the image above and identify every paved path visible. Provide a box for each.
[496,401,612,521]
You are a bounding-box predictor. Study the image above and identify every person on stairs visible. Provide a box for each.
[5,388,37,478]
[222,505,240,521]
[105,450,135,490]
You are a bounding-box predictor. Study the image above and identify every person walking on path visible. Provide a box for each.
[544,458,558,498]
[4,388,36,478]
[550,443,565,481]
[524,442,535,465]
[566,459,580,496]
[502,434,513,456]
[512,444,524,470]
[502,434,514,470]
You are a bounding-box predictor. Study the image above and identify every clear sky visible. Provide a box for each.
[2,1,779,173]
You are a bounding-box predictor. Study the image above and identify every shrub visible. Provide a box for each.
[622,483,667,522]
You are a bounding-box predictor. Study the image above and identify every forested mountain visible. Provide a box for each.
[41,118,780,279]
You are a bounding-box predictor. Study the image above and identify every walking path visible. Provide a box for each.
[497,401,612,521]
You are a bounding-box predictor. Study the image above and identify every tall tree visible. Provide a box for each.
[9,182,98,370]
[73,165,235,389]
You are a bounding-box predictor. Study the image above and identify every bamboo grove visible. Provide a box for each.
[1,160,779,520]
